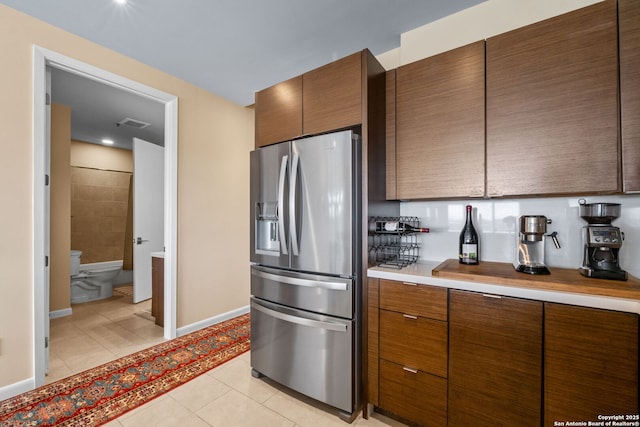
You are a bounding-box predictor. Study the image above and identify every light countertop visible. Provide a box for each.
[368,260,640,314]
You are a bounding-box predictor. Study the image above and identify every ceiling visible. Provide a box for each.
[2,0,485,150]
[50,67,166,150]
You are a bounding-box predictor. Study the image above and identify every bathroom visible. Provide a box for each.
[68,140,133,304]
[49,103,136,318]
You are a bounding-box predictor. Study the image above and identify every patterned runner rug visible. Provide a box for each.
[0,313,250,426]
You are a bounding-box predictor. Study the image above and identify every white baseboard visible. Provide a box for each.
[49,308,72,319]
[0,377,34,401]
[176,305,249,337]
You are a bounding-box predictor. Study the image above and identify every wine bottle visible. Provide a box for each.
[371,220,430,234]
[459,205,479,264]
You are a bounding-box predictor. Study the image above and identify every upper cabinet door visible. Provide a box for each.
[620,0,640,193]
[395,41,485,200]
[255,76,303,148]
[303,51,362,136]
[486,0,619,197]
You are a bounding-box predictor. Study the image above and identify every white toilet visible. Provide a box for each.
[70,250,122,304]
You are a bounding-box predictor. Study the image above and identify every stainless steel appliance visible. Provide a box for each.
[249,130,361,421]
[578,199,628,281]
[514,215,560,275]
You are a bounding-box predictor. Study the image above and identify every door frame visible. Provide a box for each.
[33,46,179,386]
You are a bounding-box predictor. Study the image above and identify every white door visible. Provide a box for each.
[133,138,165,303]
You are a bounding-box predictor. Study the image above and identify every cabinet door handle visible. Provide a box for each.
[402,366,418,374]
[402,281,417,286]
[403,314,418,320]
[482,293,502,299]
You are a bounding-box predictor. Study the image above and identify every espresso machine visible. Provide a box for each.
[514,215,561,275]
[578,199,628,281]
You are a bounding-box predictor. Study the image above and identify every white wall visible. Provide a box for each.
[401,195,640,278]
[395,0,604,69]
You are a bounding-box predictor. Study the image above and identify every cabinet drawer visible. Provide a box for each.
[380,309,447,378]
[379,279,447,321]
[379,359,447,427]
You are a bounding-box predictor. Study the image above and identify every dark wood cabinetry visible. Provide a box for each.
[393,41,485,200]
[372,279,448,427]
[448,289,542,427]
[255,76,303,148]
[368,263,640,425]
[151,255,164,327]
[385,70,397,200]
[486,0,619,197]
[620,0,640,192]
[544,303,639,424]
[303,51,362,136]
[255,50,372,148]
[366,278,380,406]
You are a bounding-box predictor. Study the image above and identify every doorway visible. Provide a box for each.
[33,46,178,387]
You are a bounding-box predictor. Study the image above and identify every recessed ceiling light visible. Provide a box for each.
[115,0,127,4]
[102,139,114,145]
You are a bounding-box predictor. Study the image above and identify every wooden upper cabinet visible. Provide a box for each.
[302,51,362,136]
[385,70,397,200]
[620,0,640,192]
[394,41,485,200]
[544,303,639,423]
[255,76,303,148]
[486,0,619,197]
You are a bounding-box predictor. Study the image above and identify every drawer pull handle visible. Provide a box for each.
[402,366,418,374]
[402,281,417,286]
[403,314,418,320]
[482,293,502,299]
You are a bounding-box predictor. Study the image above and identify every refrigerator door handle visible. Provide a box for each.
[289,152,300,256]
[277,155,288,255]
[252,268,349,291]
[252,299,348,332]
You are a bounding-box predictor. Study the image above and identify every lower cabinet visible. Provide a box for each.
[448,289,543,427]
[545,303,639,424]
[367,281,639,426]
[376,279,448,427]
[151,256,164,327]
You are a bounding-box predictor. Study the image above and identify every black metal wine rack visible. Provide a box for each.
[368,216,422,269]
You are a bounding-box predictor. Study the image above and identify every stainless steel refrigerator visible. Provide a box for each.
[249,129,362,420]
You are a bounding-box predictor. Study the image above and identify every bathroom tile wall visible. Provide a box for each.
[71,167,132,264]
[401,194,640,278]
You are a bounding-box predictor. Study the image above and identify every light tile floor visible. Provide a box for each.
[48,288,407,427]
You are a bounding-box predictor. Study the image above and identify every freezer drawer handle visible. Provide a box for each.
[253,269,349,291]
[252,301,348,332]
[277,155,288,255]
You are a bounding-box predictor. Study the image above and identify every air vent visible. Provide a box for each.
[116,117,151,129]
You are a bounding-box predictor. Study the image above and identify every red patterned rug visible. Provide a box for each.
[0,313,250,426]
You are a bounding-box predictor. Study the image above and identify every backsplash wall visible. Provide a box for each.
[401,194,640,279]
